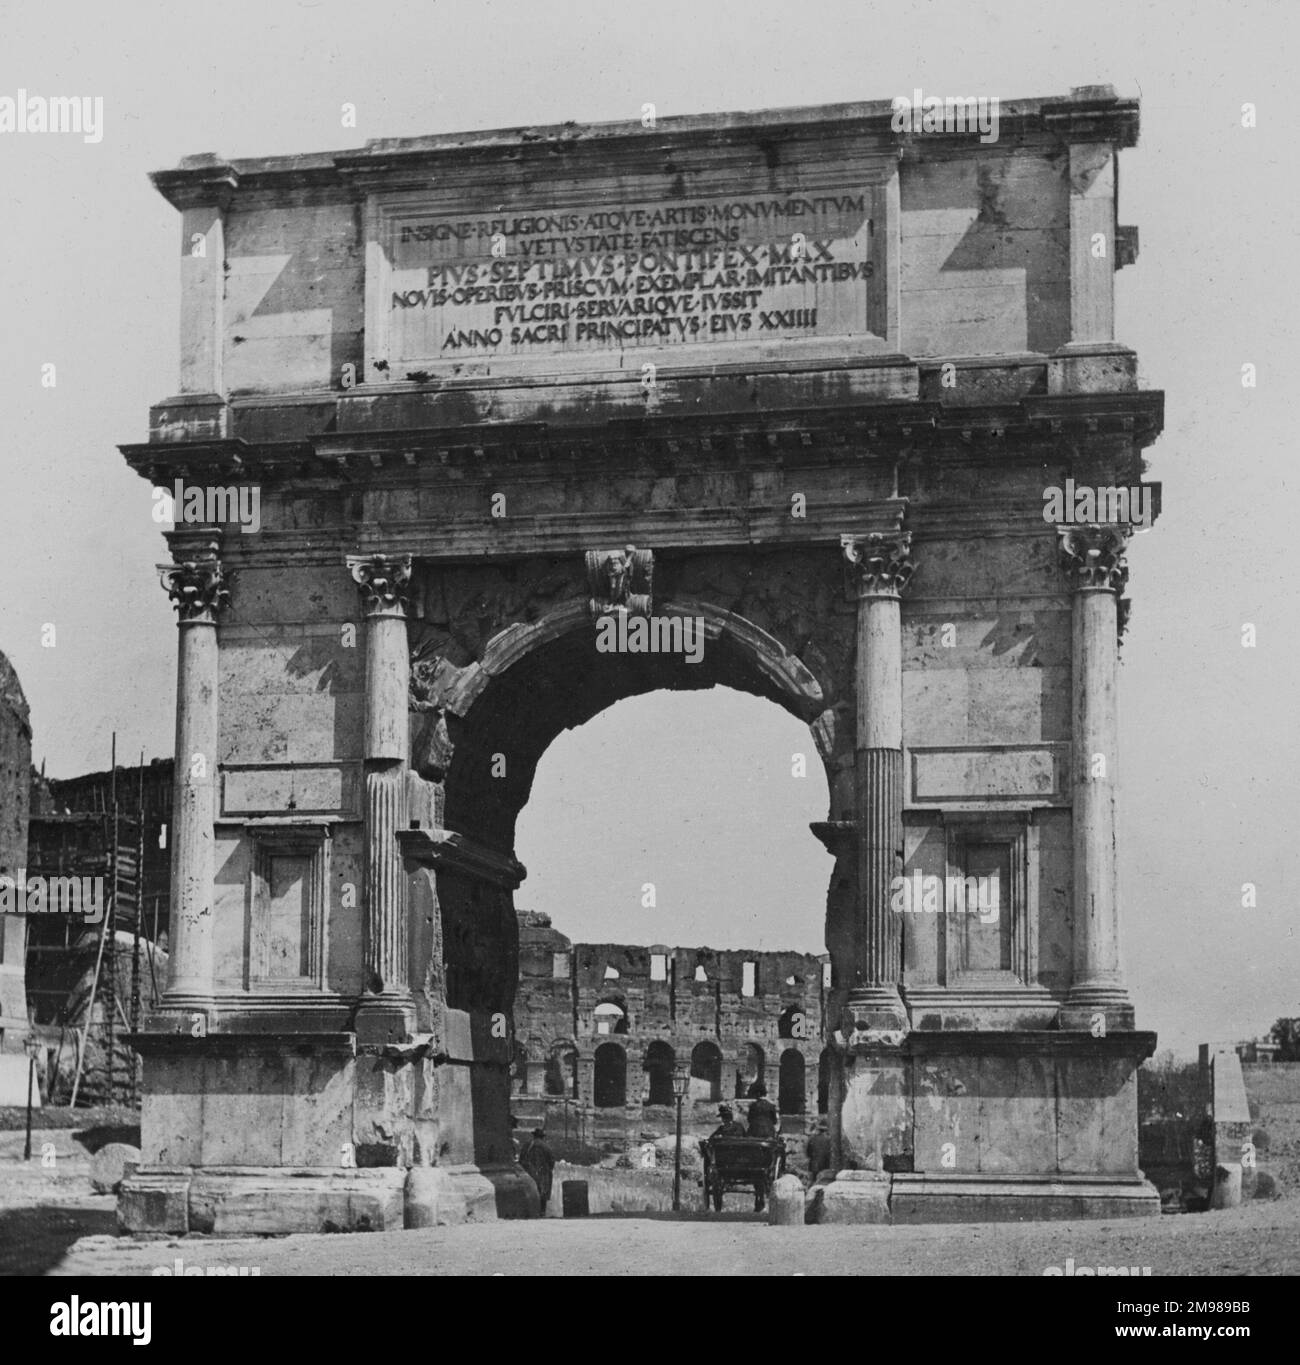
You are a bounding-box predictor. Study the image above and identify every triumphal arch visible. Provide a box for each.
[119,87,1163,1232]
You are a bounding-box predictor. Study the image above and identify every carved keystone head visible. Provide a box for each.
[585,545,654,617]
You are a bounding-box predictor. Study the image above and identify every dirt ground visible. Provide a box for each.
[2,1128,1297,1276]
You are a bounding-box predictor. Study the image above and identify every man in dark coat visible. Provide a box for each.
[519,1128,556,1214]
[806,1118,833,1179]
[745,1084,779,1139]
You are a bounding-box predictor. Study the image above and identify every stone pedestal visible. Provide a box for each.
[807,1031,1160,1223]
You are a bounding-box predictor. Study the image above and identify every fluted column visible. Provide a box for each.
[158,542,229,1012]
[347,553,416,1041]
[1059,526,1134,1029]
[841,530,914,1040]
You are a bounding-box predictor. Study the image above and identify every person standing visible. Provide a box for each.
[806,1118,833,1179]
[519,1128,556,1215]
[745,1084,779,1139]
[744,1085,780,1212]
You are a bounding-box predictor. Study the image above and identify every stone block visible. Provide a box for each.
[189,1169,406,1235]
[977,1055,1056,1173]
[890,1174,1160,1222]
[117,1172,191,1234]
[1057,1053,1139,1175]
[404,1164,538,1226]
[840,1054,910,1168]
[812,1169,892,1224]
[140,1071,203,1166]
[768,1173,805,1226]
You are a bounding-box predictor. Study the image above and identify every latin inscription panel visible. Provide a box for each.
[370,187,887,375]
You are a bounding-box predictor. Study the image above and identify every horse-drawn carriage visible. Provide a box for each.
[701,1136,786,1212]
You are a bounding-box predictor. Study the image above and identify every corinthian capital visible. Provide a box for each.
[1058,526,1130,593]
[348,554,412,617]
[841,532,914,598]
[159,543,229,623]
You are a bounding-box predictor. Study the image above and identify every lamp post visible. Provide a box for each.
[671,1064,690,1212]
[23,1033,41,1162]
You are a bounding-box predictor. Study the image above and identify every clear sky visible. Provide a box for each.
[0,0,1295,1058]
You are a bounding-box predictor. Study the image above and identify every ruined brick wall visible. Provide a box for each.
[512,910,828,1138]
[0,652,32,1049]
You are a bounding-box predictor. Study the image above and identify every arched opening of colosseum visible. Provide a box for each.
[643,1041,676,1107]
[817,1047,834,1116]
[546,1043,579,1099]
[690,1041,724,1103]
[779,1049,806,1115]
[593,999,629,1036]
[735,1043,765,1099]
[593,1042,627,1108]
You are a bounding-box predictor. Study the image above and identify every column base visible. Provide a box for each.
[1059,983,1135,1031]
[354,995,418,1045]
[843,986,909,1045]
[157,993,217,1016]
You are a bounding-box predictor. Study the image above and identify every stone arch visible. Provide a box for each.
[777,1004,808,1039]
[818,1045,834,1116]
[690,1040,723,1103]
[779,1048,806,1115]
[593,1041,627,1108]
[415,575,857,1187]
[545,1040,579,1098]
[593,999,629,1035]
[643,1040,675,1106]
[434,593,848,857]
[735,1042,765,1098]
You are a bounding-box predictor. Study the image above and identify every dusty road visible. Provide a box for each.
[3,1128,1296,1277]
[40,1200,1300,1277]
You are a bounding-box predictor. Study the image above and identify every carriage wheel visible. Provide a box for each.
[710,1176,723,1212]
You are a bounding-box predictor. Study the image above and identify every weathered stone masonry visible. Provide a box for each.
[512,911,830,1140]
[118,87,1164,1232]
